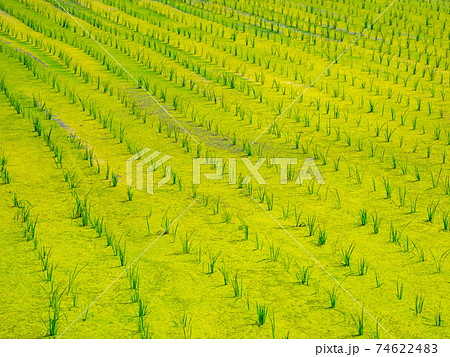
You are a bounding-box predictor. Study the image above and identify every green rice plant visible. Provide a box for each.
[358,209,368,226]
[389,222,402,244]
[237,216,249,240]
[434,304,444,327]
[256,302,268,326]
[429,249,450,274]
[282,202,290,221]
[1,168,11,184]
[396,280,404,300]
[426,201,438,222]
[384,125,396,142]
[415,294,425,315]
[294,207,304,227]
[381,177,392,198]
[266,193,274,211]
[341,243,355,266]
[231,272,243,298]
[430,168,442,189]
[317,227,327,246]
[173,313,192,339]
[332,156,341,171]
[211,198,220,215]
[268,240,281,262]
[325,286,340,308]
[443,212,449,231]
[222,207,233,223]
[180,231,195,254]
[295,265,312,286]
[218,262,229,285]
[117,240,127,266]
[67,262,85,295]
[206,251,221,274]
[374,270,383,288]
[445,177,450,195]
[307,215,317,236]
[110,171,118,187]
[334,189,341,209]
[350,309,364,336]
[127,186,133,201]
[161,208,173,234]
[398,187,407,207]
[400,160,408,175]
[357,258,369,276]
[43,307,61,338]
[127,265,140,291]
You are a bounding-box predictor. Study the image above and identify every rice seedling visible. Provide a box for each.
[294,207,304,227]
[218,262,229,285]
[307,215,317,236]
[358,209,368,226]
[237,216,249,240]
[268,240,281,262]
[231,272,243,298]
[256,302,268,326]
[67,262,85,295]
[295,265,313,286]
[117,240,127,266]
[110,171,118,187]
[372,213,381,234]
[334,189,341,209]
[415,294,424,315]
[341,243,355,266]
[443,212,449,231]
[180,231,195,254]
[317,227,327,246]
[374,271,383,288]
[325,286,340,308]
[429,249,450,274]
[350,309,364,336]
[434,304,444,327]
[127,186,133,201]
[206,251,221,274]
[381,177,392,199]
[222,207,233,223]
[357,258,369,276]
[266,193,274,211]
[426,201,438,222]
[396,280,404,300]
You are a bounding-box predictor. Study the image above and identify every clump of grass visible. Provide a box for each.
[357,258,369,275]
[443,212,449,231]
[307,215,317,236]
[374,270,383,288]
[426,201,438,222]
[268,239,282,261]
[381,177,392,198]
[325,286,340,308]
[295,265,312,286]
[341,243,355,266]
[358,209,368,226]
[372,213,381,234]
[206,251,221,274]
[429,249,450,273]
[350,309,364,336]
[415,294,425,315]
[317,227,327,246]
[231,272,243,298]
[256,302,268,326]
[434,304,444,327]
[180,231,195,254]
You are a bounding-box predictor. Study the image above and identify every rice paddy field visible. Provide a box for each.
[0,0,449,340]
